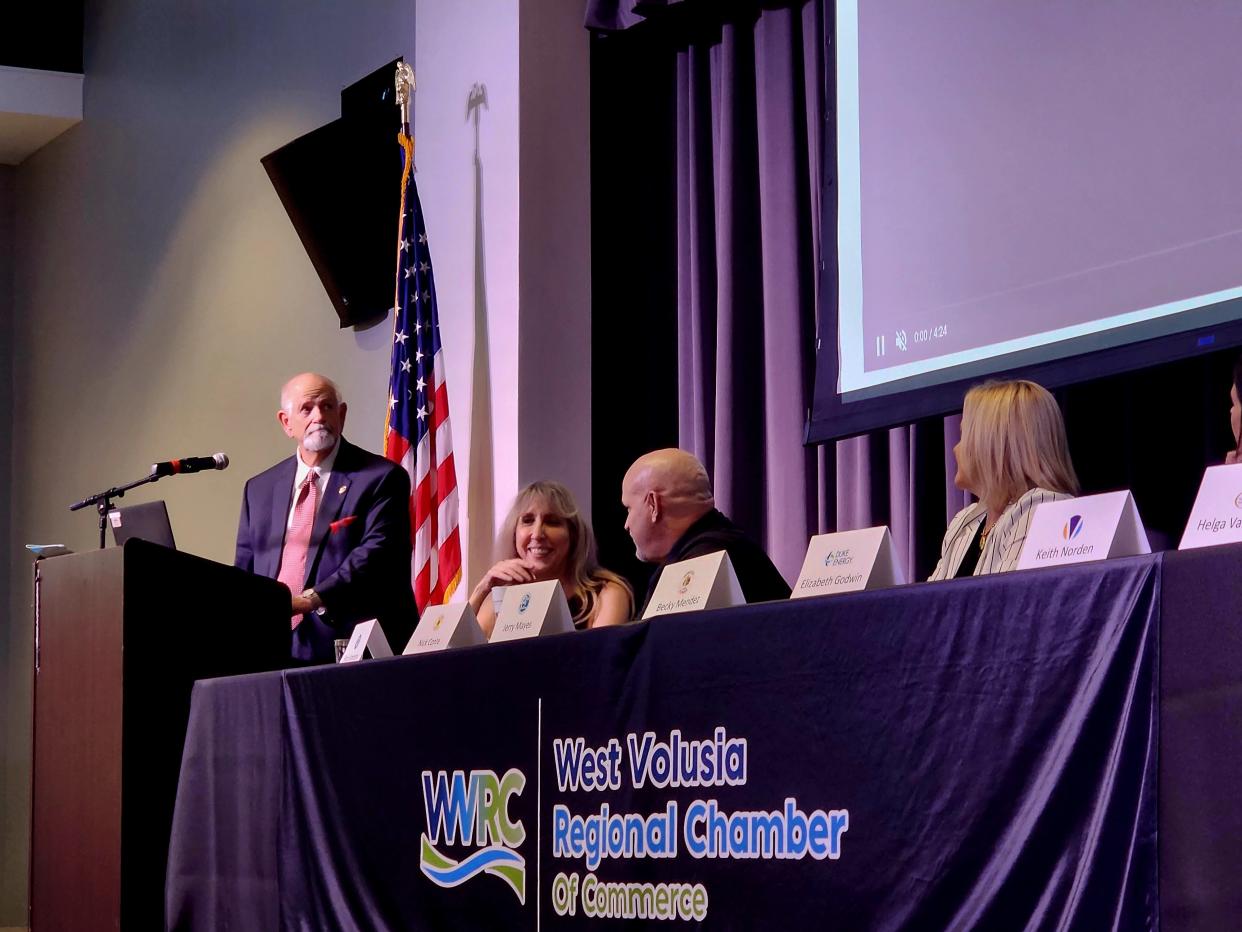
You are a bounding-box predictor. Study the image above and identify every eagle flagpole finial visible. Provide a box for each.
[395,61,416,128]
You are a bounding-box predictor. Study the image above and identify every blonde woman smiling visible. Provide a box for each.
[470,481,634,636]
[930,380,1080,581]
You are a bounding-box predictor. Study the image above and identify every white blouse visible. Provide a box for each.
[928,487,1073,581]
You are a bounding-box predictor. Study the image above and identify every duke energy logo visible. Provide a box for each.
[421,769,527,903]
[1062,515,1084,540]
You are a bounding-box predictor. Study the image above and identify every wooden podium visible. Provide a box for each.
[29,539,292,931]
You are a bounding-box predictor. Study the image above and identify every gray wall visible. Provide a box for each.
[517,0,592,509]
[1,1,414,924]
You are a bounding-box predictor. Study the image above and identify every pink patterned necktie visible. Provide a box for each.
[277,470,319,627]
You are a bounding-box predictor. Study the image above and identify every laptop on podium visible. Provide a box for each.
[107,500,177,550]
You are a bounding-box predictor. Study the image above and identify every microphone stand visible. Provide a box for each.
[69,471,162,550]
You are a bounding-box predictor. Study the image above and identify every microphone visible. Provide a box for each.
[150,452,229,478]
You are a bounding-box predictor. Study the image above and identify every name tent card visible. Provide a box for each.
[642,551,744,620]
[403,603,487,654]
[792,526,905,598]
[1016,490,1150,570]
[339,619,394,663]
[1179,463,1242,549]
[490,579,574,643]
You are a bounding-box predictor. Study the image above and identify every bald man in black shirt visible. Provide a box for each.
[621,448,791,614]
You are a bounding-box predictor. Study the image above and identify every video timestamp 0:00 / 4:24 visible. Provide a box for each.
[911,324,949,344]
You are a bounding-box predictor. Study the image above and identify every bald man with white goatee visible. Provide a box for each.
[235,373,417,663]
[621,449,790,614]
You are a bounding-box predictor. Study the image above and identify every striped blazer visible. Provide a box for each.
[928,487,1073,581]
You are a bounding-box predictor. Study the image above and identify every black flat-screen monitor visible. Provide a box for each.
[261,59,405,328]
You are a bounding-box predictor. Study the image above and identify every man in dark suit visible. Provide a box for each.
[235,372,417,663]
[621,448,791,615]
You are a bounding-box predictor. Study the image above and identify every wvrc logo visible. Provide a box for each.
[518,593,531,614]
[420,769,527,903]
[1062,515,1084,540]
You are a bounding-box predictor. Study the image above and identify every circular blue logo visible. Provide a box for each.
[518,593,531,614]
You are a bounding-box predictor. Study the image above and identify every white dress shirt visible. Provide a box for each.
[286,440,340,531]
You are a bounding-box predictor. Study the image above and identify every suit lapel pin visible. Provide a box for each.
[338,485,348,495]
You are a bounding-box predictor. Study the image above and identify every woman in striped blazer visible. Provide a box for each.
[930,380,1080,581]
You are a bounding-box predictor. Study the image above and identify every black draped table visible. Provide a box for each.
[165,545,1242,931]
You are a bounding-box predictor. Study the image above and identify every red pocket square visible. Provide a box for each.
[330,515,357,534]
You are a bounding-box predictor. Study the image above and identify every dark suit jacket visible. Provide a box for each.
[235,437,418,663]
[641,508,792,615]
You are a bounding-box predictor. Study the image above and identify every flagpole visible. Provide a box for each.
[386,57,464,610]
[386,62,416,442]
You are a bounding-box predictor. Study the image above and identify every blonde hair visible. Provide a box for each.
[496,481,634,626]
[960,380,1080,508]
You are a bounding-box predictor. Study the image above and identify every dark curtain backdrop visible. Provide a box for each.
[589,0,1238,594]
[591,0,962,589]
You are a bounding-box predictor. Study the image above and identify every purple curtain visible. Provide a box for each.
[589,0,965,582]
[672,2,965,582]
[674,5,820,582]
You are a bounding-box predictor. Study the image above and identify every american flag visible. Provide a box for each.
[385,132,462,610]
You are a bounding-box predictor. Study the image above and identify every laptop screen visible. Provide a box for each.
[108,500,176,550]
